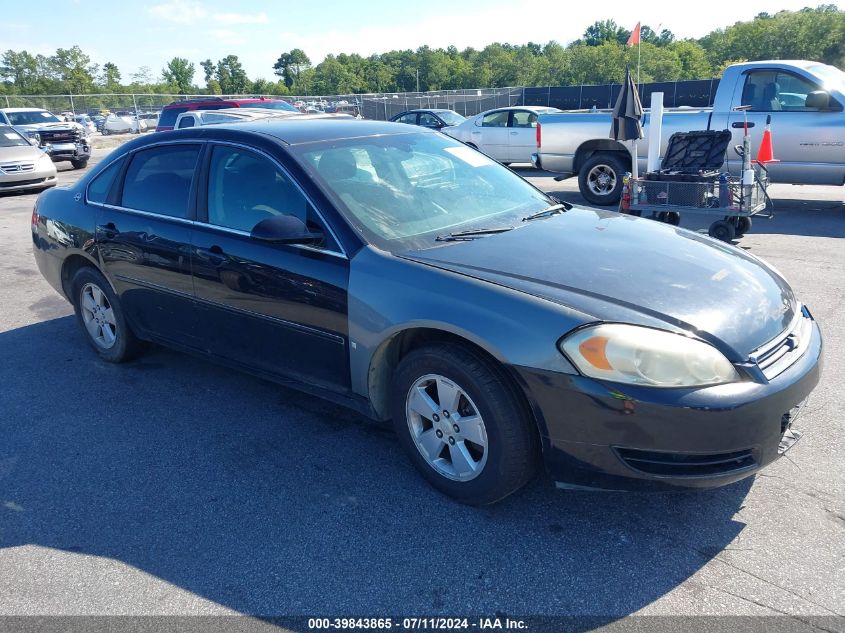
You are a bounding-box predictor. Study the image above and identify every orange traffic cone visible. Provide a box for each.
[754,115,780,164]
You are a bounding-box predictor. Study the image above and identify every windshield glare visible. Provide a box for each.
[248,101,298,112]
[7,110,62,125]
[808,64,845,94]
[0,126,29,147]
[294,132,553,251]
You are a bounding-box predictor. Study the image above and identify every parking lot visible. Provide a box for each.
[1,150,843,628]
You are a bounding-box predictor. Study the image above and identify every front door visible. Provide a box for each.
[191,143,350,391]
[94,143,201,346]
[725,69,845,185]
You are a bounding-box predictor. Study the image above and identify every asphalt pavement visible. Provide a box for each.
[0,149,843,630]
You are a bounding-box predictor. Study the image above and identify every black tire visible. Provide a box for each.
[390,343,539,505]
[657,211,681,226]
[578,153,628,206]
[71,267,141,363]
[102,128,110,136]
[734,216,752,235]
[71,158,88,170]
[708,220,736,242]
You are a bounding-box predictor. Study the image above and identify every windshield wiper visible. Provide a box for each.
[521,203,569,222]
[435,226,515,242]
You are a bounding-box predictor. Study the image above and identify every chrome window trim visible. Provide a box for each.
[192,222,347,259]
[95,202,196,226]
[202,140,348,259]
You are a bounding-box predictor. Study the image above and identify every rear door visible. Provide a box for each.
[190,142,351,391]
[94,142,202,346]
[507,110,539,163]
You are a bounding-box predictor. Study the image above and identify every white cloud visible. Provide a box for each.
[207,29,248,46]
[212,12,270,25]
[147,0,207,24]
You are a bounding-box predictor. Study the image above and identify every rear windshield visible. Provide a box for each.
[158,107,187,128]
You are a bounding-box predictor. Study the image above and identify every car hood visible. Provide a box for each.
[401,207,796,358]
[13,122,76,132]
[0,144,46,163]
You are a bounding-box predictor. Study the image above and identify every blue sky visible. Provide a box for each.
[1,0,839,83]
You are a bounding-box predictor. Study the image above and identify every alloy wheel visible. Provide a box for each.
[79,282,117,349]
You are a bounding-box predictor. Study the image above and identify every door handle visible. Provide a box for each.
[732,121,755,128]
[96,222,118,238]
[209,245,224,255]
[510,131,519,135]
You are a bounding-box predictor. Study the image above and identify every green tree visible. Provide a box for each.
[100,62,121,90]
[273,48,311,89]
[162,57,195,93]
[200,59,214,84]
[583,20,630,46]
[49,46,97,93]
[215,55,249,94]
[0,50,40,92]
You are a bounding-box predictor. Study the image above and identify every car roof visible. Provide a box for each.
[148,118,429,147]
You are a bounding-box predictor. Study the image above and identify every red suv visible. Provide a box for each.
[155,97,298,132]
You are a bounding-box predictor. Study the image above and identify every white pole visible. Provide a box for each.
[631,140,638,181]
[647,92,664,173]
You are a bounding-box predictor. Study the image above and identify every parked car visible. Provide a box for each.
[173,108,298,129]
[0,108,90,169]
[91,115,106,132]
[31,120,821,504]
[0,124,57,192]
[533,60,845,205]
[443,106,562,165]
[102,112,146,135]
[137,112,159,130]
[156,97,299,132]
[73,114,97,135]
[390,109,466,130]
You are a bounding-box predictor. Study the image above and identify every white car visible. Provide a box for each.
[442,106,563,165]
[102,112,147,135]
[173,108,301,129]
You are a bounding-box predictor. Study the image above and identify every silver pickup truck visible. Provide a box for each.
[532,60,845,205]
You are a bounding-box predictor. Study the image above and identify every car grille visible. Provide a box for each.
[40,129,80,143]
[0,176,49,189]
[615,447,756,477]
[751,307,813,380]
[0,162,35,175]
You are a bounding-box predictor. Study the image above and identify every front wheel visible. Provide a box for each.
[71,267,141,363]
[578,153,628,206]
[390,344,538,505]
[71,158,88,170]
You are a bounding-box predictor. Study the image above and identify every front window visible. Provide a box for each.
[0,125,29,147]
[481,111,509,127]
[741,71,831,111]
[6,110,62,125]
[292,132,553,251]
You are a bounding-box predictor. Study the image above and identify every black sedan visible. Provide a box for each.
[389,108,465,130]
[31,119,822,504]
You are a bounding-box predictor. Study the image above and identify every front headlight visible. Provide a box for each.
[559,323,740,388]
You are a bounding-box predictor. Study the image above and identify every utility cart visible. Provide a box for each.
[623,130,772,242]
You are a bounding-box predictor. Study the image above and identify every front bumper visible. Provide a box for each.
[42,141,90,162]
[0,167,58,192]
[515,319,822,491]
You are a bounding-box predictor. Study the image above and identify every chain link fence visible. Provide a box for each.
[1,80,717,118]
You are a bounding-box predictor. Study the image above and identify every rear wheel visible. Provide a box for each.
[71,267,141,363]
[579,153,627,205]
[390,343,538,505]
[709,220,736,242]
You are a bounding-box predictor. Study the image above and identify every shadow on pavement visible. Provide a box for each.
[0,316,753,625]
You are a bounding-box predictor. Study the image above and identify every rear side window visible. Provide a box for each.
[86,157,125,204]
[481,111,509,127]
[177,116,195,129]
[157,107,187,128]
[121,145,200,218]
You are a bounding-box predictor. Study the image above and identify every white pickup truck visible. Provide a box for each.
[532,60,845,205]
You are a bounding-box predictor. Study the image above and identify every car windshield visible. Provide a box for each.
[246,101,299,112]
[0,125,29,147]
[292,131,554,251]
[436,111,466,126]
[6,110,62,125]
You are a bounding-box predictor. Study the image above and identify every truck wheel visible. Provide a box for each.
[390,343,539,505]
[579,153,627,206]
[734,216,752,235]
[71,158,89,170]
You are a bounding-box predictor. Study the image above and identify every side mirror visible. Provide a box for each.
[29,137,40,146]
[250,214,324,245]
